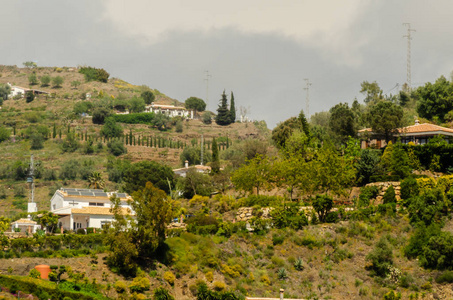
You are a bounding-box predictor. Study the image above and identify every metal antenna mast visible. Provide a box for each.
[303,79,312,117]
[204,71,211,111]
[403,23,416,91]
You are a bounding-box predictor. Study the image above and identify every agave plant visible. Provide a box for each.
[294,257,305,271]
[277,267,288,280]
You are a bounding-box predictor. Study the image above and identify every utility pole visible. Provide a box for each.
[204,71,211,111]
[27,154,37,213]
[403,23,415,91]
[200,134,204,165]
[303,78,312,117]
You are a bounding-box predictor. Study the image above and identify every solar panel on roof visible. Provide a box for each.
[67,191,80,196]
[64,188,77,192]
[94,192,108,197]
[117,193,127,198]
[80,191,94,196]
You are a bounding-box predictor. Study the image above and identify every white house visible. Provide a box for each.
[173,161,212,178]
[7,83,49,99]
[145,103,194,119]
[50,188,134,231]
[10,217,41,234]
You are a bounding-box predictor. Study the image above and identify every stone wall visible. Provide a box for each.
[235,207,273,222]
[365,181,401,205]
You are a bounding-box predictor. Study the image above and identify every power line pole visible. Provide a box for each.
[303,78,311,117]
[403,23,416,91]
[204,71,212,111]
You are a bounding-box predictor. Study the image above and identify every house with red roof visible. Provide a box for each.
[359,120,453,149]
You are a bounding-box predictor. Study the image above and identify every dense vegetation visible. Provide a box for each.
[4,65,453,299]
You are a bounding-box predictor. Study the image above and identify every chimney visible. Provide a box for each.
[280,288,284,300]
[415,119,419,125]
[185,160,189,168]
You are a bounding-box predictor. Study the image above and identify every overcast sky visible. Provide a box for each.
[2,0,453,128]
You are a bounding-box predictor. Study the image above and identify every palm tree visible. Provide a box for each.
[88,171,105,189]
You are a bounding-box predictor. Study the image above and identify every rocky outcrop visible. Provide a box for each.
[365,181,401,205]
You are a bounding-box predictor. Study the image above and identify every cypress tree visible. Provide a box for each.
[129,129,133,146]
[53,123,57,139]
[226,137,229,148]
[125,135,128,145]
[58,129,62,139]
[215,90,231,125]
[138,136,141,146]
[67,124,70,134]
[212,138,220,173]
[229,91,236,123]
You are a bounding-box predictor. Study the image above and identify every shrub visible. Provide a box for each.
[202,112,212,124]
[0,127,10,143]
[129,276,150,293]
[436,271,453,284]
[213,281,226,292]
[61,132,80,153]
[358,185,379,207]
[163,271,175,285]
[29,268,41,279]
[205,271,213,282]
[107,139,127,156]
[383,186,396,204]
[79,66,110,83]
[366,236,393,277]
[400,177,419,201]
[110,112,156,125]
[153,287,175,300]
[30,133,44,150]
[114,280,128,294]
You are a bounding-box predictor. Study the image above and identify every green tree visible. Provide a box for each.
[101,118,123,138]
[25,91,35,103]
[40,75,51,87]
[129,96,146,113]
[91,106,112,124]
[229,91,236,123]
[369,101,404,142]
[185,97,206,112]
[383,186,396,204]
[416,76,453,122]
[356,149,381,185]
[71,80,81,89]
[28,73,38,85]
[272,110,310,150]
[141,90,155,105]
[52,76,64,88]
[211,138,220,173]
[408,189,447,226]
[231,155,274,196]
[360,81,383,104]
[30,133,44,150]
[34,211,58,233]
[329,102,356,142]
[0,83,11,100]
[61,132,80,153]
[390,141,410,178]
[107,139,127,156]
[23,61,37,68]
[215,91,231,126]
[274,154,310,200]
[312,194,333,223]
[106,183,172,276]
[122,161,175,194]
[182,168,213,198]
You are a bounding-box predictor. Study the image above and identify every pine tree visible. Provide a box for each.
[212,138,220,173]
[215,90,231,126]
[229,91,236,123]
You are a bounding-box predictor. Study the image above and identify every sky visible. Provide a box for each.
[2,0,453,128]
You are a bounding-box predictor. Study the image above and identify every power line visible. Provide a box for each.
[303,78,312,117]
[403,23,416,91]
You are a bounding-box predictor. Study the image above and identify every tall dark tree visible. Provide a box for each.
[416,76,453,122]
[141,90,155,105]
[215,90,231,126]
[229,91,236,123]
[369,101,404,142]
[329,102,356,142]
[272,110,310,150]
[211,138,220,173]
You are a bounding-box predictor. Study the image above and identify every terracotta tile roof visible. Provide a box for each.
[12,218,37,224]
[397,123,453,135]
[72,207,132,216]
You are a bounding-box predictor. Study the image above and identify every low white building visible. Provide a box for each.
[50,188,134,231]
[145,103,194,119]
[173,161,212,178]
[11,217,41,234]
[7,83,49,99]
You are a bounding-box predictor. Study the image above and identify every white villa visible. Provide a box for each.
[50,188,134,231]
[145,103,194,119]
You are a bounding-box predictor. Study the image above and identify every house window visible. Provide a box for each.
[89,202,104,206]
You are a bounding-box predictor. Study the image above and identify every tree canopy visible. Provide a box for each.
[215,91,232,126]
[416,76,453,123]
[122,161,175,194]
[369,101,404,142]
[185,97,206,112]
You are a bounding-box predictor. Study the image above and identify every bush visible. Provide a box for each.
[358,186,379,208]
[114,280,128,294]
[91,107,112,124]
[79,66,110,83]
[366,236,393,277]
[212,281,226,291]
[110,112,156,125]
[129,276,150,293]
[153,287,175,300]
[0,127,10,143]
[29,268,41,279]
[383,186,396,204]
[107,139,127,156]
[30,133,44,150]
[400,177,419,201]
[61,132,80,153]
[277,268,288,280]
[436,271,453,284]
[202,112,212,124]
[163,271,176,285]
